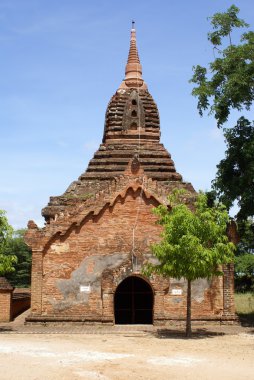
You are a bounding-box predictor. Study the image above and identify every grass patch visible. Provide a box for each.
[235,292,254,314]
[235,292,254,326]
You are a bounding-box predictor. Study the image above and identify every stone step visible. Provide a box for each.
[105,135,160,141]
[89,158,174,166]
[94,151,172,159]
[80,171,181,181]
[86,165,176,172]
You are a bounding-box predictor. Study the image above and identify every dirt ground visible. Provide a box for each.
[0,325,253,380]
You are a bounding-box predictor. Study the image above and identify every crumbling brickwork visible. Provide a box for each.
[25,26,236,324]
[0,277,13,322]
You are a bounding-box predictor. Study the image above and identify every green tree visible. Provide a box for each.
[213,117,254,220]
[235,254,254,291]
[5,229,32,287]
[237,219,254,254]
[234,219,254,292]
[205,191,254,292]
[190,4,254,213]
[190,5,254,128]
[144,191,235,337]
[0,210,17,276]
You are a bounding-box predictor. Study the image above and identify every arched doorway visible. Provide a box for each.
[114,276,153,324]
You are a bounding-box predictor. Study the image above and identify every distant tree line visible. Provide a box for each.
[0,210,31,287]
[4,229,32,288]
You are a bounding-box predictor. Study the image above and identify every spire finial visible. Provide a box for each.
[118,23,147,89]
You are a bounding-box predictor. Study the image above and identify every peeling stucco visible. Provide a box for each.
[170,278,210,303]
[192,279,210,303]
[51,253,128,311]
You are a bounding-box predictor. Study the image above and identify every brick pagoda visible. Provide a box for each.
[25,25,235,324]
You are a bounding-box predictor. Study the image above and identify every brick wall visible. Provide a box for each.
[0,287,31,322]
[0,290,12,322]
[27,187,233,323]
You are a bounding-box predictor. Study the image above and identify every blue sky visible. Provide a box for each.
[1,0,253,229]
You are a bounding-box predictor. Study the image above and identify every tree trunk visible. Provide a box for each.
[186,279,192,338]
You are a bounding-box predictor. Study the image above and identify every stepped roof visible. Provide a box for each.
[41,25,194,224]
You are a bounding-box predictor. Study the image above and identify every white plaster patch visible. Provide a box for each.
[171,288,183,295]
[192,278,210,303]
[57,350,133,364]
[55,253,127,310]
[147,355,204,367]
[50,242,69,253]
[0,343,133,364]
[74,370,109,379]
[0,344,56,357]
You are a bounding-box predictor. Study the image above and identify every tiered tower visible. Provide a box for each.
[42,25,187,222]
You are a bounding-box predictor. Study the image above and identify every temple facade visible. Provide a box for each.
[25,26,235,324]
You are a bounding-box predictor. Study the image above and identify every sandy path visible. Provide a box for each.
[0,332,253,380]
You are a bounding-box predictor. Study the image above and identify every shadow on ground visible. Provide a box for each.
[154,328,225,340]
[0,327,14,332]
[237,312,254,327]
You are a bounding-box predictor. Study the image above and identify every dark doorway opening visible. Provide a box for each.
[114,276,153,324]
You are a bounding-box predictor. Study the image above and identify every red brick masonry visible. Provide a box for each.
[25,26,236,325]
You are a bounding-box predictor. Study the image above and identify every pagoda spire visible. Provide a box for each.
[119,22,147,89]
